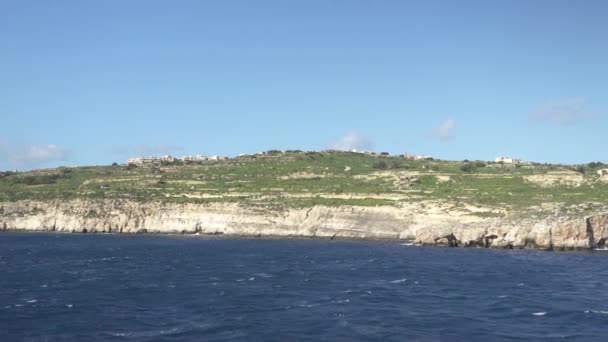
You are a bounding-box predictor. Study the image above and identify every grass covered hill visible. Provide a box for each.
[1,151,608,219]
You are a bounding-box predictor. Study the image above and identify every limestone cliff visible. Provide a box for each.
[1,199,607,250]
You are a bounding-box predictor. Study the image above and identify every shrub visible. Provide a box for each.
[460,163,476,172]
[388,162,410,170]
[0,171,15,179]
[373,161,388,170]
[12,174,63,185]
[588,162,604,169]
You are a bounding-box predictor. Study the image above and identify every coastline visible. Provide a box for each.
[2,199,607,251]
[4,228,608,253]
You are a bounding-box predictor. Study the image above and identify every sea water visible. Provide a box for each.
[1,232,607,341]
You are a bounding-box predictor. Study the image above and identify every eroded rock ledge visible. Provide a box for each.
[1,200,607,250]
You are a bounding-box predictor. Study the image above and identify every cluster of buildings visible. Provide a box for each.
[124,151,536,168]
[346,149,433,160]
[403,153,432,160]
[127,155,229,166]
[495,156,527,165]
[333,149,391,156]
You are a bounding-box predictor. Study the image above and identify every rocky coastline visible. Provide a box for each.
[1,199,607,251]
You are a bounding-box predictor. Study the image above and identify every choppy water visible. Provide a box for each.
[1,233,607,341]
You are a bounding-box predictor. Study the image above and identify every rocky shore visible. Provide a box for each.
[2,199,607,251]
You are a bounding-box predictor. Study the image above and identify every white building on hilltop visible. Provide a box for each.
[495,156,523,164]
[403,153,432,160]
[160,155,176,163]
[127,154,218,165]
[127,157,160,165]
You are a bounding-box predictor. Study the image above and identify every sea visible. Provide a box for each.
[1,232,607,341]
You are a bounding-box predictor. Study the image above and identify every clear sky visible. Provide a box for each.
[1,0,606,170]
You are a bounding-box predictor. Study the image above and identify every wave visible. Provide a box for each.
[584,310,608,315]
[389,278,407,284]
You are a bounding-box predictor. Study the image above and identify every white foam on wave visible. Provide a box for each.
[294,300,317,308]
[121,326,185,338]
[390,278,407,284]
[254,273,272,278]
[517,283,525,286]
[330,299,350,304]
[498,295,508,298]
[532,312,547,316]
[66,304,73,308]
[584,310,608,315]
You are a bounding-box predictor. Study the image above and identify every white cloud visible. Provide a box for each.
[433,119,456,141]
[329,132,374,151]
[111,144,185,156]
[530,98,590,125]
[0,141,70,169]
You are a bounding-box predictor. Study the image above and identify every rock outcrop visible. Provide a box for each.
[1,199,607,250]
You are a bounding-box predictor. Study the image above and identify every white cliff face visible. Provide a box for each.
[1,199,607,250]
[0,200,413,239]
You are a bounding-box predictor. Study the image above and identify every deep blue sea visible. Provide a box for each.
[1,233,607,341]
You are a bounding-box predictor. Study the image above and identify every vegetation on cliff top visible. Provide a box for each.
[1,151,607,218]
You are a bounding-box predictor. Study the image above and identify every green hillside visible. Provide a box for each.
[1,151,607,218]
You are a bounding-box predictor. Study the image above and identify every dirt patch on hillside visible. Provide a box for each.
[524,171,585,187]
[279,172,327,180]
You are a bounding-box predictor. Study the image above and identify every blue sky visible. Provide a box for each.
[1,0,606,170]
